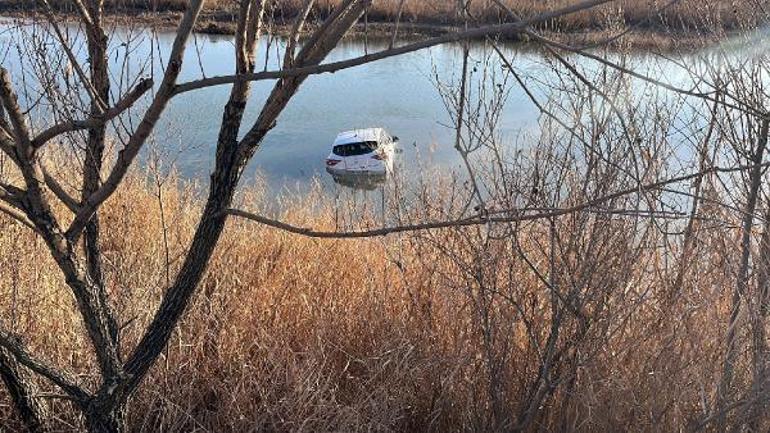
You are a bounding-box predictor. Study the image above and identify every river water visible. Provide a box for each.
[0,19,763,199]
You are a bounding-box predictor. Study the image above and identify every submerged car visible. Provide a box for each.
[325,128,398,175]
[328,170,387,191]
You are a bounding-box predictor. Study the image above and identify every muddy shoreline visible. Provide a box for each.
[0,8,720,50]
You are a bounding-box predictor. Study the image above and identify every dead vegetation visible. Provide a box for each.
[2,0,770,431]
[0,163,745,432]
[0,0,762,34]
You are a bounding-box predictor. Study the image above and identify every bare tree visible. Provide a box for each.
[0,0,617,431]
[224,3,770,431]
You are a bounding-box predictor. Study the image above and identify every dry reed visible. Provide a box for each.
[0,162,745,432]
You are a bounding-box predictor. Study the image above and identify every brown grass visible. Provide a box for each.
[0,162,746,432]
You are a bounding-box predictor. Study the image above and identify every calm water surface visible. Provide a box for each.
[0,20,765,198]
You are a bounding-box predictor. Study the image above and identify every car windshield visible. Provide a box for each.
[333,141,378,157]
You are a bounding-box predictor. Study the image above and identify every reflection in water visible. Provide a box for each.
[1,20,763,201]
[326,168,387,191]
[0,21,542,195]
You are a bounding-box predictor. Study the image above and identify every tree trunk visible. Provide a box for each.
[124,147,244,392]
[82,0,119,350]
[741,199,770,430]
[0,348,49,432]
[85,405,125,433]
[716,118,770,429]
[122,0,371,397]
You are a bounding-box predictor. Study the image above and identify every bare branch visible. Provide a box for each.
[526,32,761,117]
[69,0,95,27]
[485,0,759,118]
[41,164,80,212]
[66,0,206,243]
[294,0,359,62]
[0,201,36,232]
[0,69,32,152]
[37,0,108,113]
[0,328,89,402]
[284,0,316,68]
[0,348,49,432]
[389,0,407,49]
[0,134,20,167]
[237,0,371,153]
[119,0,373,404]
[0,181,24,203]
[228,164,770,239]
[0,182,39,230]
[31,78,154,149]
[172,0,615,96]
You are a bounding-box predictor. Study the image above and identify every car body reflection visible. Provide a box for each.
[326,168,387,191]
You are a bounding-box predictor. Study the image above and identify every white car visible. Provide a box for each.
[325,128,397,175]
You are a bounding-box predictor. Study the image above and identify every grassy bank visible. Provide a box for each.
[0,164,742,432]
[0,0,761,47]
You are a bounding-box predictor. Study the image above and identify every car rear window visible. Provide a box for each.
[333,141,378,157]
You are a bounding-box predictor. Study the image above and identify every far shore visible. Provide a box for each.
[0,7,727,51]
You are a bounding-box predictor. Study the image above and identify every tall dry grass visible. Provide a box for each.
[0,161,744,432]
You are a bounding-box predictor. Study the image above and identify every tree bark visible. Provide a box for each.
[716,118,770,429]
[82,0,120,359]
[741,203,770,430]
[123,0,370,399]
[0,348,49,433]
[84,406,125,433]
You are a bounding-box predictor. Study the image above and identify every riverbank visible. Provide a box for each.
[0,160,744,432]
[0,0,742,50]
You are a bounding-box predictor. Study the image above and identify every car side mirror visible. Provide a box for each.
[393,136,400,142]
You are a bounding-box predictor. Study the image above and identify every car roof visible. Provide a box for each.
[333,128,386,146]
